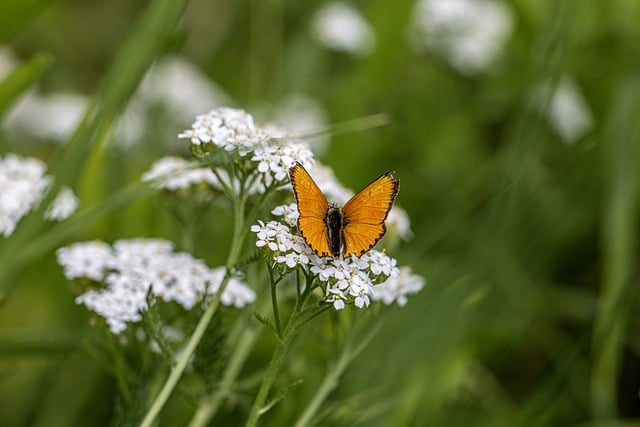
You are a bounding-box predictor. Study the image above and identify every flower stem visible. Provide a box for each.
[139,193,247,427]
[244,326,295,427]
[188,321,261,427]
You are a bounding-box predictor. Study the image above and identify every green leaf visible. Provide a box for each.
[0,52,53,116]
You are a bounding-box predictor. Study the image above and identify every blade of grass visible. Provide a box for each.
[0,52,53,116]
[591,74,640,420]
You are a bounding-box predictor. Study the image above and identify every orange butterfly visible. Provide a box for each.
[289,162,400,258]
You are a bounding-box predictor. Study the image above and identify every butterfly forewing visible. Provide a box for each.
[289,163,332,257]
[341,173,399,257]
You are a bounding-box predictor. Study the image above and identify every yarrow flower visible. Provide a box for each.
[0,154,79,237]
[546,76,593,144]
[56,238,256,334]
[371,266,426,306]
[178,107,315,193]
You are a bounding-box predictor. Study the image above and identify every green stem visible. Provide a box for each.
[268,266,283,337]
[188,322,261,427]
[244,327,295,427]
[292,320,382,427]
[139,193,247,427]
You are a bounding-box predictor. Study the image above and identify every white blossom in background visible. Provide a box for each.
[0,154,80,236]
[547,77,593,144]
[45,187,79,221]
[0,154,49,236]
[113,98,148,148]
[410,0,513,75]
[311,2,376,56]
[57,238,256,334]
[3,91,89,142]
[138,56,231,124]
[372,266,425,306]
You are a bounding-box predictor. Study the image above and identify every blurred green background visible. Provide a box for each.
[2,0,640,425]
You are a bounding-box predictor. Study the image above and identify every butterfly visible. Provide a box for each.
[289,162,400,258]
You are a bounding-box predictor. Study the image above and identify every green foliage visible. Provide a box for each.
[2,0,640,426]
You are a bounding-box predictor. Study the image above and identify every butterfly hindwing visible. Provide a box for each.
[289,163,332,257]
[341,173,399,257]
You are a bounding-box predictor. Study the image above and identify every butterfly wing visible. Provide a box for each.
[289,163,332,257]
[341,172,399,257]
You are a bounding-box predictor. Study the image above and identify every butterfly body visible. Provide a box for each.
[325,205,345,257]
[289,163,399,258]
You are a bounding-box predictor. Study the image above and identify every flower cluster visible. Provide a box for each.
[251,213,421,310]
[57,238,256,334]
[178,108,315,193]
[371,266,426,306]
[0,154,78,237]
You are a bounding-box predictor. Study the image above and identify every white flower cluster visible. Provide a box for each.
[178,107,315,192]
[0,154,78,237]
[56,238,256,334]
[251,216,420,310]
[371,266,425,306]
[410,0,513,74]
[311,2,376,56]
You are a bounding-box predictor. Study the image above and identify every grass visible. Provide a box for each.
[2,0,640,426]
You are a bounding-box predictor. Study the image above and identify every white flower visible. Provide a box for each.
[57,238,256,334]
[3,91,89,142]
[271,203,299,227]
[0,154,49,237]
[56,240,115,281]
[311,2,376,56]
[251,141,315,188]
[547,76,593,144]
[142,156,220,190]
[251,217,400,310]
[45,187,79,221]
[410,0,513,74]
[372,266,425,306]
[178,107,270,154]
[386,206,413,242]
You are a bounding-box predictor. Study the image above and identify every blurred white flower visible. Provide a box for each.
[0,154,79,236]
[410,0,513,74]
[57,238,256,334]
[547,77,593,144]
[311,2,376,56]
[138,56,231,124]
[0,46,18,79]
[0,154,49,236]
[372,266,425,306]
[45,186,79,221]
[386,206,413,242]
[3,91,89,142]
